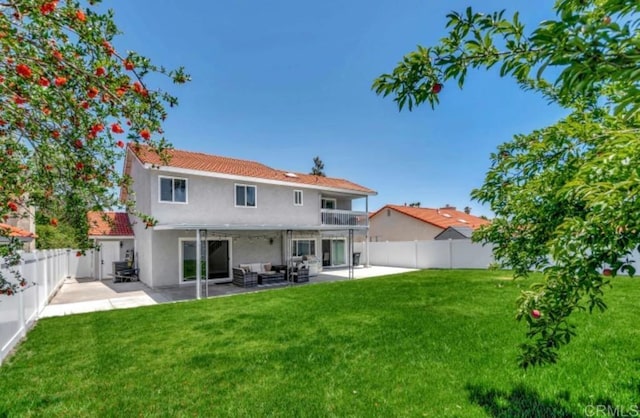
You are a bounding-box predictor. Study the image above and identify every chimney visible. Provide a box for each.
[440,204,456,210]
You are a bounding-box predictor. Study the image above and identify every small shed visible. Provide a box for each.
[434,226,474,240]
[87,212,135,280]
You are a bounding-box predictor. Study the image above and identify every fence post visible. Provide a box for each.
[18,260,26,338]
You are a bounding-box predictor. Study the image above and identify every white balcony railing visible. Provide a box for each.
[321,209,368,227]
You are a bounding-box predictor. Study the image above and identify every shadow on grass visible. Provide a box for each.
[466,383,578,418]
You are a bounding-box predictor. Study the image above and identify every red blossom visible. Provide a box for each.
[74,139,83,149]
[0,120,6,126]
[111,123,124,134]
[7,149,13,156]
[38,76,50,87]
[16,64,32,78]
[101,40,114,55]
[80,101,90,109]
[40,1,57,15]
[76,251,82,257]
[124,60,135,71]
[87,86,99,98]
[90,123,104,134]
[44,164,53,171]
[432,83,443,94]
[75,162,84,170]
[95,67,106,76]
[115,86,127,97]
[51,130,60,139]
[116,140,125,148]
[53,50,63,61]
[140,129,151,140]
[7,202,18,212]
[54,76,67,86]
[50,218,58,226]
[132,81,148,96]
[14,95,27,105]
[75,9,86,22]
[42,107,51,115]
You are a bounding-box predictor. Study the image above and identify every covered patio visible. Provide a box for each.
[41,266,415,317]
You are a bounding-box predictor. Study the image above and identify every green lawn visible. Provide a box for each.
[1,270,639,417]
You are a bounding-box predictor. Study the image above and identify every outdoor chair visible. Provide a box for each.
[290,266,309,283]
[113,261,139,283]
[232,267,257,287]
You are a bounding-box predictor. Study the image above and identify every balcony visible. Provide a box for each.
[321,209,368,228]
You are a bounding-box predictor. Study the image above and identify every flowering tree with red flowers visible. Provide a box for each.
[0,0,189,295]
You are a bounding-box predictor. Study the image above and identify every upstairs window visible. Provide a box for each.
[159,176,187,203]
[294,190,303,206]
[235,184,257,207]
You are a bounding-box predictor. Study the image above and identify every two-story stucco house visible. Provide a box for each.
[122,145,376,289]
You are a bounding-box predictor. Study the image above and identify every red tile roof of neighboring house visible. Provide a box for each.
[126,144,376,194]
[0,223,36,239]
[87,212,134,237]
[371,204,491,230]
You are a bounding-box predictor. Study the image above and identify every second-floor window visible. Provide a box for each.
[294,190,303,206]
[159,176,187,203]
[235,184,256,207]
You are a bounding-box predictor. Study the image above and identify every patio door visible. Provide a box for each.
[206,240,230,280]
[180,238,231,284]
[321,238,347,267]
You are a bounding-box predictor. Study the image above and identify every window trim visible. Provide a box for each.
[234,183,257,208]
[291,238,317,257]
[158,175,188,204]
[294,190,303,206]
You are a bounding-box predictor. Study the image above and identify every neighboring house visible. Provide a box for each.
[122,145,376,288]
[368,204,489,242]
[3,202,36,252]
[434,226,474,240]
[87,211,135,280]
[0,223,36,247]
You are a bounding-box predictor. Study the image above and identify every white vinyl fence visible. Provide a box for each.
[0,249,92,364]
[357,239,495,269]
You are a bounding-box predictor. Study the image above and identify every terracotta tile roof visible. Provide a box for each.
[0,223,36,239]
[127,144,376,194]
[371,204,491,230]
[87,212,134,237]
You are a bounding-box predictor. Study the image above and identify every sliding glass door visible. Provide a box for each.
[180,238,231,283]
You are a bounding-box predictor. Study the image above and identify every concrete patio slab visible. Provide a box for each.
[40,266,416,318]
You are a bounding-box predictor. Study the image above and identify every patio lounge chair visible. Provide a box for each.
[232,267,257,287]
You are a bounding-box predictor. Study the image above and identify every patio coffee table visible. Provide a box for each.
[258,271,285,285]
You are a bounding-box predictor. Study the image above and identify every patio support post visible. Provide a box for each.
[196,229,202,300]
[365,196,370,267]
[203,230,208,298]
[348,229,354,280]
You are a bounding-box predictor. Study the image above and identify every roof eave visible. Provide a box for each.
[144,164,376,196]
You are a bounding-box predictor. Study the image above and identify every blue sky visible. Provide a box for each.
[110,0,565,216]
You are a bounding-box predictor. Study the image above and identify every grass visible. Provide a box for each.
[1,270,639,417]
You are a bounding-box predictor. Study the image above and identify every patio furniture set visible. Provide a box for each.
[232,262,309,288]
